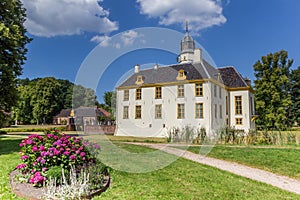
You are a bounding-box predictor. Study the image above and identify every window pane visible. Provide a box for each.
[195,103,203,118]
[123,90,129,101]
[123,106,129,119]
[178,85,184,98]
[136,88,142,100]
[195,83,203,96]
[177,104,185,119]
[155,87,162,99]
[155,104,162,119]
[235,96,242,115]
[135,105,141,119]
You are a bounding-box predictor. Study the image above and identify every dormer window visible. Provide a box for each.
[176,69,186,80]
[135,75,144,85]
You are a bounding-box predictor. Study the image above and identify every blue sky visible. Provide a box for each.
[21,0,300,102]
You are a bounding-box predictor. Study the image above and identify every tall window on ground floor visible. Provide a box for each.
[123,106,129,119]
[220,105,223,119]
[155,104,162,119]
[177,104,185,119]
[235,96,242,115]
[236,118,243,125]
[177,85,184,98]
[123,90,129,101]
[215,104,217,118]
[135,105,142,119]
[195,103,204,119]
[155,86,162,99]
[195,83,203,96]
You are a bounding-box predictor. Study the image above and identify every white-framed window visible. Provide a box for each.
[177,104,185,119]
[195,103,204,119]
[155,86,162,99]
[123,90,129,101]
[155,104,162,119]
[177,85,184,98]
[235,96,242,115]
[136,88,142,100]
[135,105,142,119]
[123,106,129,119]
[195,83,203,96]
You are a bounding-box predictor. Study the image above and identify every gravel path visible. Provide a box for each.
[129,143,300,195]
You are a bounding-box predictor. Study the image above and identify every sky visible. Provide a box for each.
[20,0,300,102]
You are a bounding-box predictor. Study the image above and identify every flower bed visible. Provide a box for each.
[12,130,109,199]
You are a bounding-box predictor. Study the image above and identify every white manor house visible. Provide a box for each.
[115,26,255,137]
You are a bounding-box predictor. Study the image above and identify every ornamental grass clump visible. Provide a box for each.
[16,130,100,187]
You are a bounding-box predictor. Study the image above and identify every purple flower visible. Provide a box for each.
[80,152,86,157]
[70,155,76,160]
[94,143,100,149]
[29,172,46,185]
[32,146,38,151]
[42,167,47,172]
[37,156,42,162]
[63,151,70,156]
[26,139,33,145]
[33,162,38,166]
[19,143,24,147]
[16,163,26,169]
[21,155,29,160]
[40,159,46,164]
[53,149,60,155]
[39,145,45,151]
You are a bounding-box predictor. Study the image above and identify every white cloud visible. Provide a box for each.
[91,30,143,48]
[22,0,118,37]
[121,30,141,46]
[91,35,111,46]
[136,0,227,33]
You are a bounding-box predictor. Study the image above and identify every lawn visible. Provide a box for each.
[184,145,300,180]
[1,136,300,199]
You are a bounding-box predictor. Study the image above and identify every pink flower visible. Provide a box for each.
[26,139,33,145]
[29,172,46,185]
[94,143,100,149]
[21,155,29,160]
[80,152,86,157]
[63,151,70,156]
[42,167,47,172]
[70,155,76,160]
[32,146,38,151]
[39,145,45,151]
[19,143,24,147]
[16,163,26,169]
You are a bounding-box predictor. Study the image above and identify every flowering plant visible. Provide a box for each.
[16,130,100,187]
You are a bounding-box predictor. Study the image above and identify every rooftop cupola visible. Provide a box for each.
[180,20,195,54]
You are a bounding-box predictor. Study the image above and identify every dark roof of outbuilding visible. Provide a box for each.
[118,60,221,88]
[218,67,248,88]
[55,109,71,118]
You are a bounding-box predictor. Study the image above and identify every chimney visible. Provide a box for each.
[134,64,140,73]
[244,78,251,86]
[154,64,158,70]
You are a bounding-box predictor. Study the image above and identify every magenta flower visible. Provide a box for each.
[32,146,38,151]
[26,139,33,145]
[21,155,29,160]
[70,155,76,160]
[63,151,70,156]
[94,143,100,149]
[80,152,86,157]
[42,167,47,172]
[16,163,26,169]
[19,143,24,147]
[29,172,46,185]
[39,145,45,151]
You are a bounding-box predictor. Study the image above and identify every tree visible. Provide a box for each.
[253,50,293,130]
[291,66,300,126]
[99,91,116,120]
[31,77,62,124]
[0,0,31,127]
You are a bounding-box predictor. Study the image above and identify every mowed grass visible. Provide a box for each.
[185,145,300,180]
[1,137,300,199]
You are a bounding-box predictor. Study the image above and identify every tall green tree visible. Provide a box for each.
[0,0,31,127]
[31,77,62,124]
[291,66,300,125]
[253,50,293,130]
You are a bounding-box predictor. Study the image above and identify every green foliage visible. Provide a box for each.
[97,91,116,120]
[253,50,293,130]
[291,66,300,126]
[46,165,68,185]
[0,0,31,128]
[0,130,7,135]
[12,77,99,124]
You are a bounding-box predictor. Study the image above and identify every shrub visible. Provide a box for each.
[0,130,7,135]
[16,129,100,187]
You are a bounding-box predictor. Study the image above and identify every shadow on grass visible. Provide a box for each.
[0,137,22,155]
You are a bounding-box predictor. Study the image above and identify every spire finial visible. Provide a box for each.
[185,19,189,34]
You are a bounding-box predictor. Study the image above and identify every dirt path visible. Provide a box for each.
[128,143,300,195]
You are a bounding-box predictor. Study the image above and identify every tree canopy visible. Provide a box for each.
[253,50,294,130]
[13,77,98,124]
[0,0,31,127]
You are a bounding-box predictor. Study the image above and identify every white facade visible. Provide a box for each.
[115,26,255,137]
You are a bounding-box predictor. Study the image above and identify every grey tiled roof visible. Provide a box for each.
[218,67,248,88]
[118,60,221,87]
